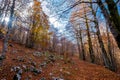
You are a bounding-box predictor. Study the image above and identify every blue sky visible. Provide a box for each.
[40,0,73,32]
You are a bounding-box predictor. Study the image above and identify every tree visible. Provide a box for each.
[2,0,16,57]
[26,0,51,50]
[106,21,116,71]
[97,0,120,49]
[78,26,86,60]
[84,5,95,63]
[90,3,113,71]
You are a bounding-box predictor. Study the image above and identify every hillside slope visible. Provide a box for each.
[0,41,120,80]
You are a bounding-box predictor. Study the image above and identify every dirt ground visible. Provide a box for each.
[0,41,120,80]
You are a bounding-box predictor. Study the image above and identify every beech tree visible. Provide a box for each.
[26,0,51,50]
[84,5,95,63]
[1,0,16,58]
[97,0,120,49]
[68,0,118,71]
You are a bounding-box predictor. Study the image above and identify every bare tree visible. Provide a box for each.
[2,0,16,57]
[84,5,95,63]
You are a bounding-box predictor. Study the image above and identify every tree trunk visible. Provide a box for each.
[84,8,95,63]
[76,34,81,59]
[97,0,120,49]
[79,26,85,60]
[105,0,120,31]
[92,8,112,70]
[2,0,16,57]
[106,22,116,71]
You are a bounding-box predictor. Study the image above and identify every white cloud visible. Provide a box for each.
[49,17,64,29]
[40,0,71,33]
[41,1,50,16]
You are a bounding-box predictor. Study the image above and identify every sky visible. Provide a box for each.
[40,0,73,32]
[39,0,120,31]
[1,0,119,33]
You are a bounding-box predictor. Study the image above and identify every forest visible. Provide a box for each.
[0,0,120,80]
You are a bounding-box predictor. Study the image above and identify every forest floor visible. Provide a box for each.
[0,40,120,80]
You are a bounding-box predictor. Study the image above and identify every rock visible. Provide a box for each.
[33,51,43,57]
[17,69,22,75]
[13,67,22,80]
[29,66,35,72]
[48,55,55,62]
[11,66,21,72]
[22,64,29,72]
[52,77,59,80]
[11,66,23,76]
[31,61,36,67]
[30,66,42,75]
[17,56,25,62]
[59,78,64,80]
[40,77,46,80]
[39,62,47,68]
[52,77,64,80]
[40,63,44,68]
[13,74,21,80]
[46,60,50,64]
